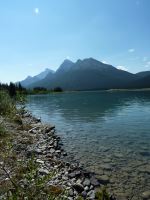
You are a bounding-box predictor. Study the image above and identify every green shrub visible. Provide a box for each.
[0,91,16,116]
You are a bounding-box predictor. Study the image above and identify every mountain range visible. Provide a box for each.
[20,68,54,87]
[19,58,150,90]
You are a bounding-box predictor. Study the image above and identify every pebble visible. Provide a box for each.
[39,168,49,175]
[36,159,44,164]
[84,186,89,191]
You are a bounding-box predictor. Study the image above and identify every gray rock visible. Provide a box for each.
[64,171,69,176]
[114,153,124,158]
[62,176,68,181]
[45,127,52,133]
[50,148,55,154]
[63,152,67,156]
[83,178,91,186]
[81,191,87,198]
[69,172,76,178]
[68,197,73,200]
[76,179,82,185]
[68,189,74,196]
[67,182,72,187]
[54,142,58,148]
[34,148,43,154]
[142,191,150,200]
[36,159,44,164]
[56,150,61,154]
[74,190,78,195]
[47,125,55,131]
[97,175,109,185]
[75,170,81,177]
[23,112,30,117]
[28,127,37,134]
[90,185,94,190]
[90,177,99,187]
[39,168,49,175]
[87,190,95,199]
[101,164,112,170]
[35,118,41,122]
[84,186,89,191]
[39,145,47,151]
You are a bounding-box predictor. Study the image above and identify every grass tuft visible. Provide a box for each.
[0,123,7,137]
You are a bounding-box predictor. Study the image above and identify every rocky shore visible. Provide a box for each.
[0,109,117,200]
[0,109,150,200]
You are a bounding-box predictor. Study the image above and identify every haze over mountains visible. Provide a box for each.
[20,68,54,87]
[20,58,150,90]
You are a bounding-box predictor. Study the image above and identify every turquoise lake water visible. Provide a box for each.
[26,91,150,199]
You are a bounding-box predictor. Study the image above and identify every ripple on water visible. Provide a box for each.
[27,91,150,198]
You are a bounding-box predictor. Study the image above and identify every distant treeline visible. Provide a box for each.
[0,82,63,96]
[0,82,27,97]
[28,86,63,94]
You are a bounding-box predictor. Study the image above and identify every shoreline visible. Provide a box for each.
[26,88,150,96]
[0,108,116,200]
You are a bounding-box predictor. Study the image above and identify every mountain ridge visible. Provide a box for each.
[19,68,54,87]
[19,58,150,90]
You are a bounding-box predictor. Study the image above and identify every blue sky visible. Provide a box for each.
[0,0,150,83]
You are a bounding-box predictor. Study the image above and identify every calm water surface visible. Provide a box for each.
[26,91,150,198]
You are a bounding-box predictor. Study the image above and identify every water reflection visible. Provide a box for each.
[27,91,150,123]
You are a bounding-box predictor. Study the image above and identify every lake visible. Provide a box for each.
[26,91,150,199]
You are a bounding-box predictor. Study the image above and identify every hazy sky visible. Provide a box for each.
[0,0,150,83]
